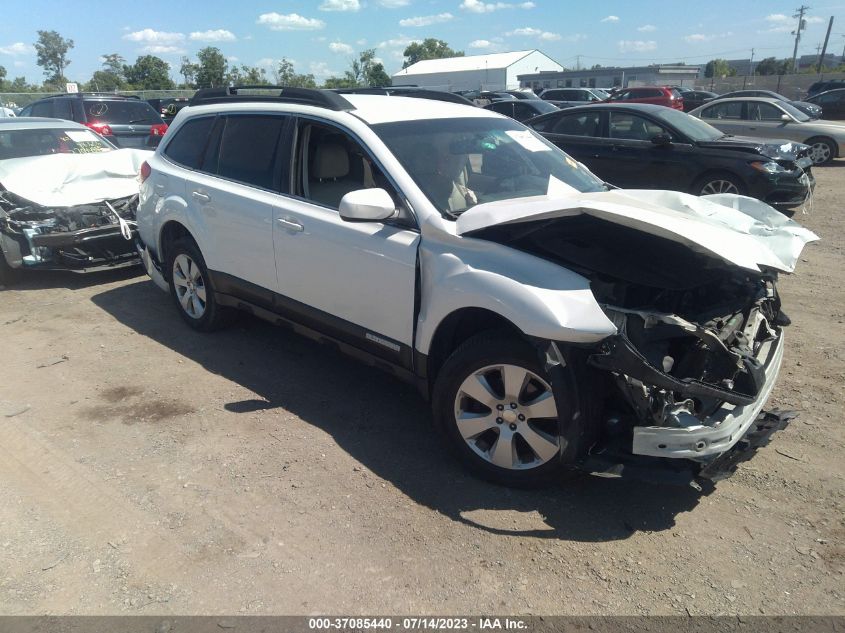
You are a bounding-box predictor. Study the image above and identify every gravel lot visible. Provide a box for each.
[1,166,843,616]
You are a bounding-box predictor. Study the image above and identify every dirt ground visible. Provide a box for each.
[1,166,843,617]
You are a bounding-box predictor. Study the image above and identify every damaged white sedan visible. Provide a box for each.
[135,89,818,487]
[0,118,150,285]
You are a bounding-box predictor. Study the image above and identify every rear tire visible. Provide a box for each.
[165,238,234,331]
[432,332,580,486]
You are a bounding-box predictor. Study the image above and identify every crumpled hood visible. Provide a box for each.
[456,189,819,274]
[0,148,151,207]
[696,136,810,161]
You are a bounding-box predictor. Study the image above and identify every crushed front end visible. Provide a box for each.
[583,270,790,481]
[0,189,139,272]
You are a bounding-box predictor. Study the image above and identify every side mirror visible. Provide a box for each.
[781,114,791,122]
[338,188,396,222]
[651,133,672,145]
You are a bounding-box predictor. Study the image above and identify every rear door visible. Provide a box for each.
[697,100,746,136]
[182,114,289,294]
[531,109,611,177]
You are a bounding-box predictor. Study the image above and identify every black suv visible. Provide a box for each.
[19,93,168,148]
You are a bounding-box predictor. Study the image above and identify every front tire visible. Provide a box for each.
[0,250,18,288]
[165,238,233,331]
[432,333,578,486]
[693,172,744,197]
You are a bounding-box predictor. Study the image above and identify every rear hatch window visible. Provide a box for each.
[83,100,161,125]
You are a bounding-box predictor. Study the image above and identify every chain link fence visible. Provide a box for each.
[703,71,845,99]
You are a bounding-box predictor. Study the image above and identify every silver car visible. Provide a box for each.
[688,97,845,164]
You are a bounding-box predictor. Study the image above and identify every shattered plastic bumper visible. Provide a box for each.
[135,238,169,292]
[630,333,785,460]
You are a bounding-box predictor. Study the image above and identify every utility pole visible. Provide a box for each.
[816,16,834,73]
[744,48,754,88]
[575,55,582,71]
[791,5,810,73]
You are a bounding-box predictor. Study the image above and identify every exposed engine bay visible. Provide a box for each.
[0,189,138,270]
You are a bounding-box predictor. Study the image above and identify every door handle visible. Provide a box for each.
[154,183,165,193]
[191,191,210,203]
[277,217,304,232]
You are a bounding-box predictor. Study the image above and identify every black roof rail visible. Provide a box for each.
[189,85,355,110]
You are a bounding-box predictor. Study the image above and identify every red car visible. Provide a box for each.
[605,86,684,110]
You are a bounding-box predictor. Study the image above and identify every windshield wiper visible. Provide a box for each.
[128,118,154,124]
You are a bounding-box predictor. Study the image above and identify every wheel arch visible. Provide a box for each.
[423,307,525,393]
[158,220,197,280]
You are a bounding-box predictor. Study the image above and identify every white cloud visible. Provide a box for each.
[0,42,32,56]
[356,38,367,45]
[618,39,656,52]
[763,13,823,33]
[377,0,410,6]
[684,31,732,43]
[227,56,239,62]
[564,33,588,42]
[506,27,562,41]
[189,29,236,42]
[141,45,185,55]
[460,0,535,13]
[637,24,656,32]
[400,13,454,27]
[378,36,421,48]
[329,41,354,54]
[123,28,185,43]
[601,15,620,23]
[13,61,26,68]
[309,61,338,77]
[256,57,278,68]
[319,0,360,11]
[469,39,492,48]
[765,13,790,22]
[257,12,326,30]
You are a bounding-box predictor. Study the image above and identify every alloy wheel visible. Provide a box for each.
[809,141,832,165]
[453,364,559,470]
[700,179,739,195]
[172,253,207,319]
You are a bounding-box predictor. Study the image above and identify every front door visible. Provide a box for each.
[271,119,420,366]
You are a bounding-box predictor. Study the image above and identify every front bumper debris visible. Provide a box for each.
[628,333,784,459]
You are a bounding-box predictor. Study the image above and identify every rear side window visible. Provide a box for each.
[164,117,216,169]
[216,115,287,190]
[552,112,601,136]
[30,101,53,117]
[701,102,742,120]
[53,99,74,120]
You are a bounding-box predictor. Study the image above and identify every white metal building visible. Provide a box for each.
[391,50,563,92]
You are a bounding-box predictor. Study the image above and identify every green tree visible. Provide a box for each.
[123,55,174,90]
[179,56,199,88]
[34,30,74,84]
[322,75,358,89]
[195,47,227,88]
[704,58,736,78]
[402,38,463,69]
[274,58,317,88]
[88,54,125,91]
[324,50,392,89]
[227,65,270,85]
[755,57,789,76]
[0,65,6,89]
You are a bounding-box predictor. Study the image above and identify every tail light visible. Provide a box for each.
[139,161,151,184]
[150,123,168,137]
[84,121,113,136]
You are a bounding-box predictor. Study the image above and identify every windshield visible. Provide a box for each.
[652,108,724,142]
[0,127,113,159]
[84,100,162,125]
[374,117,604,218]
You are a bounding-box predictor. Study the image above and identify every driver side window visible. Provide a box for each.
[293,121,405,218]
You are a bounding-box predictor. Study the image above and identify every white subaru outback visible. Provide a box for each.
[135,87,817,487]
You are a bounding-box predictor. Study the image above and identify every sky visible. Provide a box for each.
[1,0,844,85]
